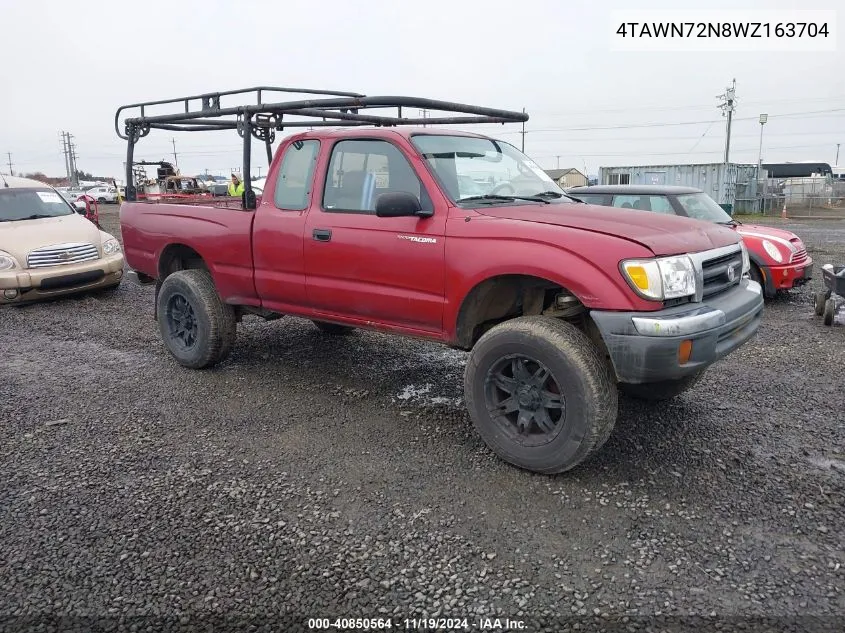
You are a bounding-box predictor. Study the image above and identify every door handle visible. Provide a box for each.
[312,228,332,242]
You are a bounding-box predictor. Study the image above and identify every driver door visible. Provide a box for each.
[303,138,447,333]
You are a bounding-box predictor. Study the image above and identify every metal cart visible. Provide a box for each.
[814,265,845,326]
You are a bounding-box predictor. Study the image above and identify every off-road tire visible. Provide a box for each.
[464,316,618,475]
[814,290,829,317]
[620,371,704,402]
[156,269,236,369]
[312,320,355,335]
[823,298,836,326]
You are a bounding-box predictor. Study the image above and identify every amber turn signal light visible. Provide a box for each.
[678,339,693,365]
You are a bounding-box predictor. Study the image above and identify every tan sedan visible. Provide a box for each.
[0,176,124,305]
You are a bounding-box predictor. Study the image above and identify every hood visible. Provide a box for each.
[0,213,103,264]
[474,202,740,256]
[736,223,802,245]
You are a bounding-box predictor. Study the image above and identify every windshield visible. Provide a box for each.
[676,192,733,223]
[0,188,75,222]
[410,134,564,202]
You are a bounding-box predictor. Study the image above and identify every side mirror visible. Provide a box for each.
[74,201,87,213]
[375,192,429,218]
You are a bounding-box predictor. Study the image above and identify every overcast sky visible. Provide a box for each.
[1,0,842,180]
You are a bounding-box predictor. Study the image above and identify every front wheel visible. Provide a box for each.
[156,269,237,369]
[619,371,704,402]
[464,316,617,475]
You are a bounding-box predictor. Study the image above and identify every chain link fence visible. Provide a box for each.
[734,178,845,217]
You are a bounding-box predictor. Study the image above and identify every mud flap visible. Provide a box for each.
[154,280,161,321]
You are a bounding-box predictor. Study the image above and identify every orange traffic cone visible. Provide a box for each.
[781,202,788,219]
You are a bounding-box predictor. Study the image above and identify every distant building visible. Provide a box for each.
[544,168,588,189]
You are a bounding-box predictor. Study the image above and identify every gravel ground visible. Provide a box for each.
[1,209,843,632]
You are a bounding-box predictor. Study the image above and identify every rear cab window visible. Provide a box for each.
[274,139,321,211]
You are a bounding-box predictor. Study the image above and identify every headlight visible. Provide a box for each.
[0,250,18,271]
[102,238,121,255]
[621,255,697,301]
[762,239,783,263]
[739,241,751,275]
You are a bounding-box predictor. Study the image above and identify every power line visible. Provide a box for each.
[531,141,843,160]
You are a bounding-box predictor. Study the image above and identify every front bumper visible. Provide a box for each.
[590,279,764,384]
[0,254,125,305]
[761,258,814,296]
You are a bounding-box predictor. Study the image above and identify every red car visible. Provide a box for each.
[116,89,764,474]
[568,185,813,298]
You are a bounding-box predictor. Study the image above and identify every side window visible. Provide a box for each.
[611,195,676,214]
[274,139,320,211]
[648,196,676,214]
[322,139,432,214]
[572,194,609,206]
[611,195,641,210]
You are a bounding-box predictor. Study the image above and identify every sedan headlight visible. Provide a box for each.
[102,238,121,255]
[762,239,783,263]
[0,250,19,271]
[621,255,697,301]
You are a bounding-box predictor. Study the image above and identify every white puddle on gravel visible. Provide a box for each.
[808,455,845,474]
[394,383,463,409]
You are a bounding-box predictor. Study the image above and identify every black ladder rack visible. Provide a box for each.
[115,86,529,206]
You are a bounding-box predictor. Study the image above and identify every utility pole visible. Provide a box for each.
[717,79,737,164]
[836,143,840,165]
[556,155,561,169]
[419,109,428,128]
[520,107,526,153]
[6,152,13,176]
[171,138,179,167]
[61,132,72,182]
[68,135,79,187]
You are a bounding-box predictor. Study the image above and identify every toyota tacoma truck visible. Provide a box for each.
[116,87,764,474]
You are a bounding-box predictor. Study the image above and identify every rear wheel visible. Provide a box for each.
[312,320,355,335]
[814,290,830,316]
[620,371,704,402]
[97,197,107,204]
[823,298,836,326]
[464,316,617,474]
[156,269,236,368]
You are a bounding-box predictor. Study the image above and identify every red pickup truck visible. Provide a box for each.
[117,89,764,474]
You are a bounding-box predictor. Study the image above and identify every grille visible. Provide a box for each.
[790,240,808,264]
[27,243,99,269]
[701,248,744,298]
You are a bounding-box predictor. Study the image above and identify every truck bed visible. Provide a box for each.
[119,201,259,305]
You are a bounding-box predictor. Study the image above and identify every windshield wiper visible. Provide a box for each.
[458,194,549,205]
[717,219,742,226]
[534,190,585,203]
[18,214,58,220]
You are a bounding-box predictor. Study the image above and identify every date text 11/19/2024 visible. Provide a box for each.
[307,617,527,630]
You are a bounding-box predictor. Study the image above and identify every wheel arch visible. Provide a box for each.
[452,273,588,350]
[157,242,211,281]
